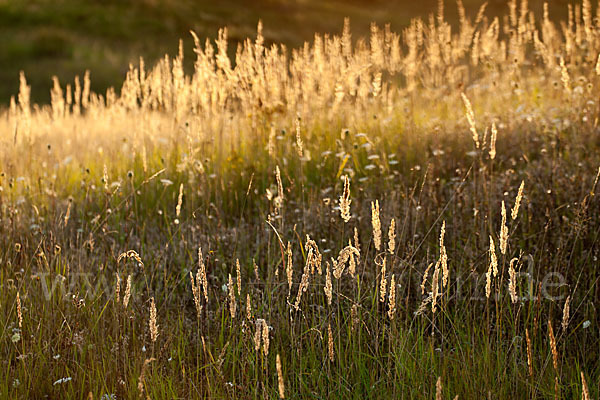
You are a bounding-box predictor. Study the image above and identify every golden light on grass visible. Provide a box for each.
[123,275,132,309]
[432,261,440,313]
[117,250,144,269]
[228,274,236,318]
[149,297,159,343]
[324,261,333,306]
[295,116,303,158]
[379,258,387,303]
[489,235,498,278]
[339,175,351,223]
[489,122,497,160]
[371,200,382,252]
[526,328,533,378]
[276,354,285,399]
[499,201,509,255]
[560,57,571,93]
[461,92,479,148]
[1,0,598,396]
[512,181,525,220]
[115,273,121,304]
[286,242,293,299]
[421,263,432,295]
[387,274,396,320]
[16,292,22,329]
[548,319,559,373]
[190,271,203,318]
[198,247,208,302]
[236,259,242,296]
[387,218,396,254]
[562,296,571,331]
[254,319,263,352]
[176,183,183,218]
[327,323,334,362]
[246,294,252,320]
[439,221,448,288]
[262,319,270,356]
[508,258,518,304]
[581,371,590,400]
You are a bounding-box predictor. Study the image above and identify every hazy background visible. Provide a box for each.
[0,0,571,103]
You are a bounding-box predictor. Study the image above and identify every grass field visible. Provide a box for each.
[0,0,572,102]
[1,0,600,398]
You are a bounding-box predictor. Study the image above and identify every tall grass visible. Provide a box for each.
[1,0,599,398]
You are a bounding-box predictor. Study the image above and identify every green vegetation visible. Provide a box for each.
[1,0,599,398]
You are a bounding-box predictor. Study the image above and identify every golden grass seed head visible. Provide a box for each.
[387,218,396,254]
[508,258,518,304]
[562,295,571,331]
[387,274,396,320]
[16,292,22,329]
[295,116,303,158]
[246,293,252,320]
[431,261,440,313]
[117,250,144,269]
[461,92,479,148]
[123,275,132,309]
[276,354,285,399]
[102,164,108,191]
[228,274,236,318]
[560,57,571,92]
[198,247,208,302]
[286,242,293,298]
[339,175,351,223]
[526,328,533,377]
[489,236,498,278]
[115,273,121,304]
[354,227,360,253]
[236,259,242,296]
[591,166,600,196]
[327,323,334,362]
[176,183,184,218]
[149,297,159,343]
[262,319,270,356]
[190,272,202,318]
[421,262,432,295]
[548,318,559,372]
[439,221,448,288]
[293,259,311,310]
[254,319,263,351]
[489,122,497,160]
[379,258,387,303]
[348,242,357,277]
[500,200,509,255]
[274,166,284,214]
[581,371,590,400]
[485,267,492,300]
[512,181,525,220]
[324,261,333,306]
[371,200,382,251]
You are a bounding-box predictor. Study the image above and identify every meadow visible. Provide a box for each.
[1,0,600,398]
